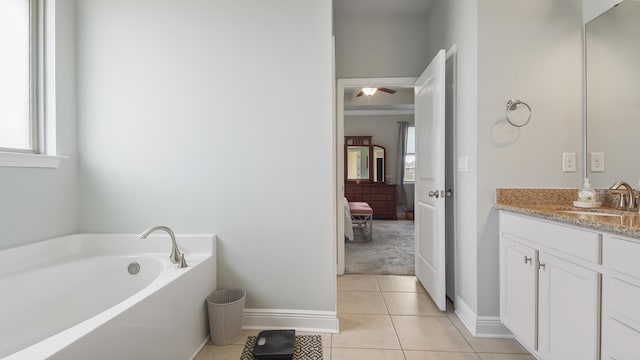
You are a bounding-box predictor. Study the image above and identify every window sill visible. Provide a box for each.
[0,152,67,168]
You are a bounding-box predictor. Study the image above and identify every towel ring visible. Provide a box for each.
[505,100,532,127]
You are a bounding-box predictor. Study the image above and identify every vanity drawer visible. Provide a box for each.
[603,235,640,280]
[500,212,601,264]
[605,276,640,326]
[603,317,640,360]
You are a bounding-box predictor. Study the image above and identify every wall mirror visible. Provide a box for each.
[586,0,640,188]
[345,136,386,183]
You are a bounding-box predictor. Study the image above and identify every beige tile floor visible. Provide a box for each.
[195,275,535,360]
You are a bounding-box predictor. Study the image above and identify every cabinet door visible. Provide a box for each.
[538,253,600,360]
[501,238,538,350]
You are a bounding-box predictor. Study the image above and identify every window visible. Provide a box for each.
[0,0,63,168]
[403,126,415,182]
[0,0,36,152]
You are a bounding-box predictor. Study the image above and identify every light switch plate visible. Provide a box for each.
[458,156,469,173]
[562,152,576,172]
[591,152,604,172]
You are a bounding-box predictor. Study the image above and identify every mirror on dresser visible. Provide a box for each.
[586,0,640,188]
[345,136,386,183]
[344,136,395,219]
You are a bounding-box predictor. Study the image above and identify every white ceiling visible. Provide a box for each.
[334,0,434,18]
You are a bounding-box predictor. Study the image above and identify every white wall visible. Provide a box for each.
[334,15,430,78]
[76,0,334,312]
[0,0,79,250]
[476,0,583,317]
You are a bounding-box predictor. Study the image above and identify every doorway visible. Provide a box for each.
[337,77,417,276]
[343,86,416,275]
[336,48,458,305]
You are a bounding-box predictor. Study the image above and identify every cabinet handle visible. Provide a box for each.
[538,262,546,271]
[524,256,532,264]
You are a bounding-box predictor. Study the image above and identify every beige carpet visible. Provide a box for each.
[345,220,414,275]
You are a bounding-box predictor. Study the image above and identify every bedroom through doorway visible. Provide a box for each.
[341,82,417,275]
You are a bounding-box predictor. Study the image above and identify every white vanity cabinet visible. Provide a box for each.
[601,234,640,360]
[500,212,601,360]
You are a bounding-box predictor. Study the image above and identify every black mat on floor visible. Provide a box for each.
[240,335,322,360]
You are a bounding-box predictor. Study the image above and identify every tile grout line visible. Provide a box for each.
[375,275,407,359]
[378,283,408,360]
[446,314,479,355]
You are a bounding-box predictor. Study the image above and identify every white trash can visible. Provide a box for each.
[207,288,246,345]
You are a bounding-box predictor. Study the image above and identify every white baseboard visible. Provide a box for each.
[455,295,478,335]
[188,337,209,360]
[476,315,514,338]
[243,309,339,333]
[454,296,513,338]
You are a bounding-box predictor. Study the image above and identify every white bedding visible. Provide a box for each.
[344,198,354,241]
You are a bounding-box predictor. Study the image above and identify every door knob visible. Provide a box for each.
[445,189,453,198]
[428,190,440,198]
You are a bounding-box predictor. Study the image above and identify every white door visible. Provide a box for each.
[501,238,538,350]
[414,49,447,311]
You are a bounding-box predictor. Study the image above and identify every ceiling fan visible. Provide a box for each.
[356,87,397,97]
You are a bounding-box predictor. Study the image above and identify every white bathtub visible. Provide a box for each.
[0,233,217,360]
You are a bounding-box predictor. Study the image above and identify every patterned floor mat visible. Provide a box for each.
[240,335,323,360]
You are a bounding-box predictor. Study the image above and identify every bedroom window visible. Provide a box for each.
[403,126,415,182]
[0,0,63,168]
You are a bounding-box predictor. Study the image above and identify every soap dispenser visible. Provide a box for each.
[578,178,596,202]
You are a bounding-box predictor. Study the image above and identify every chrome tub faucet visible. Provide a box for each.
[137,226,188,268]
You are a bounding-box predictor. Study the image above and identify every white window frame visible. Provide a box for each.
[0,0,65,168]
[403,126,416,183]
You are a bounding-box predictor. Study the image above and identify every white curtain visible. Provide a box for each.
[396,121,409,209]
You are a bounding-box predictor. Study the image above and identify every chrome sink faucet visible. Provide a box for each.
[609,181,639,212]
[137,226,188,268]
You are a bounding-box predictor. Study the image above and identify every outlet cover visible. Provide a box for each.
[591,152,604,172]
[562,152,576,172]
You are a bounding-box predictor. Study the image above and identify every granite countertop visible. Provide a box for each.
[495,188,640,239]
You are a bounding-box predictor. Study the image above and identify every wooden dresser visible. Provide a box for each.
[345,183,397,220]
